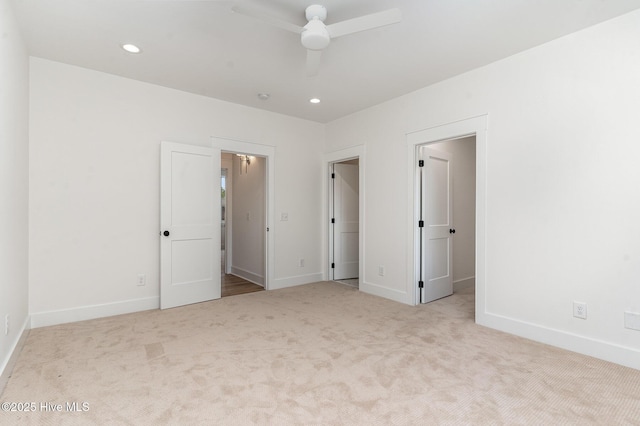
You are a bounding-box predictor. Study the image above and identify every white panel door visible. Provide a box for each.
[160,141,221,309]
[333,163,359,280]
[421,147,453,303]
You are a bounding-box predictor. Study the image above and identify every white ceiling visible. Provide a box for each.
[11,0,640,123]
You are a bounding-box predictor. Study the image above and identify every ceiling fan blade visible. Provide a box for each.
[327,8,401,39]
[231,5,304,34]
[306,49,323,77]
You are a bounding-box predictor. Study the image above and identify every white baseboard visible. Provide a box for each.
[359,280,409,305]
[230,266,264,286]
[0,316,30,395]
[270,273,324,290]
[30,296,159,329]
[453,276,475,292]
[478,311,640,371]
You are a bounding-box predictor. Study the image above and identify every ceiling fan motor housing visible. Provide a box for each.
[301,18,330,50]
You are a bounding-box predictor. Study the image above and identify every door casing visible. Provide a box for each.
[406,115,487,322]
[323,146,365,284]
[212,137,275,290]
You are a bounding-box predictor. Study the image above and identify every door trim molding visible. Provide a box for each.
[211,137,275,290]
[322,146,365,284]
[406,115,488,324]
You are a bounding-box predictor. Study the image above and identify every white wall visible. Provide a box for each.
[20,5,640,370]
[29,58,324,326]
[429,137,476,289]
[231,155,266,285]
[326,10,640,369]
[0,0,30,389]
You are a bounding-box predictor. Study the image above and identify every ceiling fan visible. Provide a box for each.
[232,4,402,76]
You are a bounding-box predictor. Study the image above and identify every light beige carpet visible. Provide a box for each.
[1,282,639,425]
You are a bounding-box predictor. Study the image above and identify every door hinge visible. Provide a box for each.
[331,263,335,269]
[418,281,424,288]
[418,160,424,167]
[331,218,335,224]
[418,220,424,228]
[331,173,335,179]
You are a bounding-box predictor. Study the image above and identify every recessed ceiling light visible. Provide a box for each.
[121,43,141,54]
[309,98,321,104]
[257,93,270,101]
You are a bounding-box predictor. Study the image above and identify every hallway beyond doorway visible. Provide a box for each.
[222,274,264,297]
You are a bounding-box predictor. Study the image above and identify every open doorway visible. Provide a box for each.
[212,137,276,293]
[330,158,360,288]
[407,115,487,320]
[220,152,265,297]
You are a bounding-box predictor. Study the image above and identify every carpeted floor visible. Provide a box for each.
[1,282,639,425]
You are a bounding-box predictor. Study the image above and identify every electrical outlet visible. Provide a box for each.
[298,258,305,267]
[281,212,289,221]
[378,266,385,276]
[5,314,9,335]
[137,274,146,286]
[573,301,587,319]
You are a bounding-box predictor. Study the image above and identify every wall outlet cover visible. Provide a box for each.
[573,301,587,319]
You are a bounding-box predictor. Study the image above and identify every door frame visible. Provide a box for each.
[323,145,365,283]
[406,115,487,323]
[212,137,275,290]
